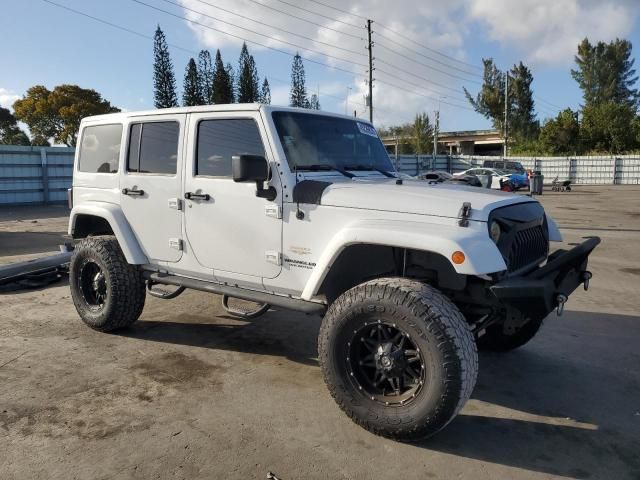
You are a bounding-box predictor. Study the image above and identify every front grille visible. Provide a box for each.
[506,225,548,272]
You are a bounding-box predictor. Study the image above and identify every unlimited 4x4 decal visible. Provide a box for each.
[284,256,317,270]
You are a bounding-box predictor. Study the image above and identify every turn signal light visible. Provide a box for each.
[452,251,466,264]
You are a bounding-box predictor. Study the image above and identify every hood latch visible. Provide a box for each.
[458,202,472,227]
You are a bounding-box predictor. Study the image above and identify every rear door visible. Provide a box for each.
[120,115,186,263]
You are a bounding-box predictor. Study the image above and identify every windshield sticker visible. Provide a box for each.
[357,122,378,138]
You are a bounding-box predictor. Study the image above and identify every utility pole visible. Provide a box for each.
[366,19,374,123]
[432,110,440,163]
[503,72,508,157]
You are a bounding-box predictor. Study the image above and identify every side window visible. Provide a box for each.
[127,121,179,174]
[196,119,265,177]
[78,124,122,173]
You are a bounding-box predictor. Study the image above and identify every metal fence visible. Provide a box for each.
[392,154,640,185]
[1,146,639,206]
[0,145,75,205]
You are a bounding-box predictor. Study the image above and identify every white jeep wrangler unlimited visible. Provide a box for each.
[68,104,599,440]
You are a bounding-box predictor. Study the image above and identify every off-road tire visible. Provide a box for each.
[477,316,543,352]
[69,235,145,332]
[318,277,478,441]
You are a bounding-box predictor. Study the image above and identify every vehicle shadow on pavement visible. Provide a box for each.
[121,308,640,478]
[424,310,640,478]
[120,309,322,367]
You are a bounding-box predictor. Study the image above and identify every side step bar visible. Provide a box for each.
[145,272,326,315]
[0,244,74,286]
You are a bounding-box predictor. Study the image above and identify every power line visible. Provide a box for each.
[241,0,363,40]
[40,0,196,54]
[301,0,368,21]
[273,0,363,30]
[375,31,482,79]
[376,68,469,104]
[170,0,367,58]
[375,42,482,85]
[375,24,484,73]
[154,0,368,67]
[534,95,563,112]
[131,0,369,72]
[376,79,476,112]
[300,0,483,76]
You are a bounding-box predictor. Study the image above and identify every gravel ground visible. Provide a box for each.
[1,186,639,480]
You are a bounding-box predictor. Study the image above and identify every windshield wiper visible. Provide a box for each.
[344,165,397,178]
[295,164,355,178]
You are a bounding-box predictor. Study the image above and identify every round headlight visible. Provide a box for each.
[490,221,501,243]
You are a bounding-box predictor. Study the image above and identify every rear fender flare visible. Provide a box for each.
[69,203,148,264]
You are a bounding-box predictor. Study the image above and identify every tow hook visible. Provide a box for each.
[583,271,592,291]
[556,294,568,316]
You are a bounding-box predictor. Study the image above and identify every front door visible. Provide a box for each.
[120,115,185,263]
[184,112,282,280]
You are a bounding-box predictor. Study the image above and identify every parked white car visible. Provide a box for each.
[67,104,599,441]
[455,167,512,189]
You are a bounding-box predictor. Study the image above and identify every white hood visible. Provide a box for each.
[318,177,535,222]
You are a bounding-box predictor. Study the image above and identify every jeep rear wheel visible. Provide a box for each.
[69,236,145,332]
[318,278,478,441]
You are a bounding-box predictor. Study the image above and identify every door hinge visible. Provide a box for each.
[264,204,282,219]
[265,250,282,266]
[169,238,183,251]
[168,198,183,210]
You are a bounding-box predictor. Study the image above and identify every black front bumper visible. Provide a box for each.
[490,237,601,319]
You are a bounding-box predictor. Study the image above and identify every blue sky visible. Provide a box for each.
[1,0,639,132]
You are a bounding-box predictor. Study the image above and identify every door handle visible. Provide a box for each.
[122,187,145,196]
[184,192,210,201]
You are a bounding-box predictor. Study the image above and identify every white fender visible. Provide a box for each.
[301,219,507,300]
[69,203,148,264]
[546,215,563,242]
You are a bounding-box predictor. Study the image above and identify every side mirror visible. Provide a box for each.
[232,154,276,201]
[232,154,269,182]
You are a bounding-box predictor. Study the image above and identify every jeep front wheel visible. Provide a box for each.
[318,278,478,440]
[69,235,145,332]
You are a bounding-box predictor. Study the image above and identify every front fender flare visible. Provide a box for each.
[301,219,506,300]
[69,203,148,264]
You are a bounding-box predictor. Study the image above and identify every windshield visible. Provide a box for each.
[272,111,394,172]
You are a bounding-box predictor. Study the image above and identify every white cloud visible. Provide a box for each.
[0,88,21,109]
[468,0,637,65]
[175,0,637,126]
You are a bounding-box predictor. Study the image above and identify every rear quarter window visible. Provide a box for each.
[78,124,122,173]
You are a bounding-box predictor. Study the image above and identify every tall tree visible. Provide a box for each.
[153,26,178,108]
[225,62,236,102]
[259,78,271,104]
[211,50,234,104]
[183,58,203,106]
[197,50,214,104]
[411,112,433,154]
[538,108,580,155]
[0,107,30,145]
[581,102,638,153]
[13,85,119,146]
[509,62,539,142]
[308,93,320,110]
[290,52,308,107]
[464,58,505,132]
[237,42,260,103]
[572,38,639,110]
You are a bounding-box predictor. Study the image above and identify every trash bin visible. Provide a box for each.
[529,172,544,195]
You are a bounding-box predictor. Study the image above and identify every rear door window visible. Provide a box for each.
[78,124,122,173]
[127,121,179,175]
